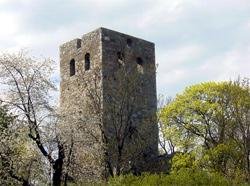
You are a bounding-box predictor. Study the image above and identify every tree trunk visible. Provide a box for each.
[116,145,123,176]
[247,150,250,182]
[52,142,65,186]
[52,158,63,186]
[22,180,31,186]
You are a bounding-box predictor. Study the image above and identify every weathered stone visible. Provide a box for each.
[60,27,158,180]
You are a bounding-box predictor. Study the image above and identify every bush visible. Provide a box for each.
[108,169,249,186]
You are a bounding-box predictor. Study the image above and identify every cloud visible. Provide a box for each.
[157,44,204,70]
[0,12,20,36]
[158,45,250,96]
[137,0,184,28]
[156,44,204,95]
[200,47,250,81]
[0,0,249,97]
[0,0,32,3]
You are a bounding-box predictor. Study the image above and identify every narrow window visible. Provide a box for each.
[85,53,90,71]
[76,39,81,49]
[117,52,124,67]
[127,38,132,47]
[136,57,143,66]
[117,52,123,60]
[136,57,144,74]
[70,59,75,76]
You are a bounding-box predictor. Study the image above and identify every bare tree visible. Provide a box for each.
[70,48,157,179]
[157,96,175,155]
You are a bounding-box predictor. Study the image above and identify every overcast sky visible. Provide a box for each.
[0,0,249,97]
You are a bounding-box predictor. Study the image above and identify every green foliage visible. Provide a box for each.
[0,104,45,185]
[0,105,13,130]
[171,152,196,171]
[108,170,240,186]
[107,79,250,186]
[160,79,250,182]
[0,105,17,185]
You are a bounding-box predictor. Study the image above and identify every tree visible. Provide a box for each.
[160,79,250,181]
[0,103,44,186]
[157,96,175,155]
[101,65,155,176]
[0,104,27,185]
[0,51,64,186]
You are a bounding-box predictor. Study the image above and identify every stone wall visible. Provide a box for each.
[60,29,105,181]
[101,28,158,172]
[59,27,158,180]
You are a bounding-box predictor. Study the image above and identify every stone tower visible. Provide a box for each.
[60,28,158,181]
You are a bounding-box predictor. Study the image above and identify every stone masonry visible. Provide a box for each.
[60,27,158,180]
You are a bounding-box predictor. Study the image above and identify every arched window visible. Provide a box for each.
[85,53,90,71]
[70,59,75,76]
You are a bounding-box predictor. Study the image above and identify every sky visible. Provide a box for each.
[0,0,249,97]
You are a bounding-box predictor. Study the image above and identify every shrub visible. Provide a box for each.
[108,169,247,186]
